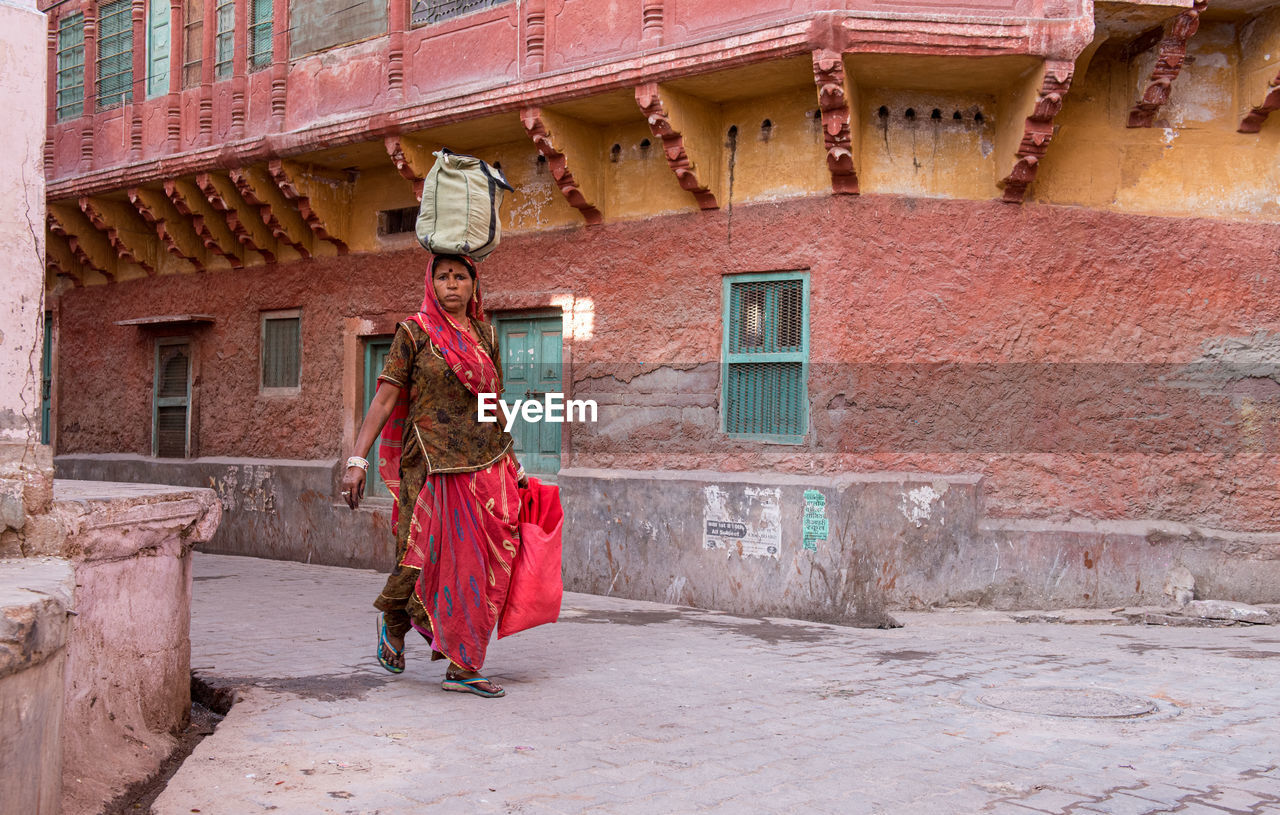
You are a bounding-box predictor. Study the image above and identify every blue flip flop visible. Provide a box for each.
[441,675,505,698]
[376,617,405,674]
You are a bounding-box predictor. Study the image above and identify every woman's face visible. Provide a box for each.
[432,258,475,317]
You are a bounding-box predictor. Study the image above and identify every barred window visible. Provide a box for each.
[722,273,809,443]
[55,12,85,121]
[147,0,170,97]
[248,0,273,71]
[154,340,191,458]
[261,310,301,391]
[96,0,133,110]
[411,0,511,27]
[214,0,234,80]
[182,0,202,88]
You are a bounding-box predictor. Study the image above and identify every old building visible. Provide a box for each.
[42,0,1280,621]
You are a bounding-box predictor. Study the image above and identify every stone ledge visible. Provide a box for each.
[0,557,74,680]
[34,480,222,562]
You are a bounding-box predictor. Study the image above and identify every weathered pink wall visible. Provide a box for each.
[55,195,1280,531]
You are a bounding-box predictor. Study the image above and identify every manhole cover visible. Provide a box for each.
[975,687,1158,719]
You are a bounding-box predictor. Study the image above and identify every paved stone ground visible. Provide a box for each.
[153,553,1280,815]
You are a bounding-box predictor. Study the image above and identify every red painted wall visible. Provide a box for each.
[56,195,1280,529]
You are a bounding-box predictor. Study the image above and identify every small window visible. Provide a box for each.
[248,0,273,71]
[96,0,133,110]
[363,337,394,498]
[147,0,170,97]
[154,340,191,458]
[722,273,809,443]
[378,206,418,236]
[214,0,235,80]
[182,0,203,88]
[261,310,301,392]
[55,12,85,121]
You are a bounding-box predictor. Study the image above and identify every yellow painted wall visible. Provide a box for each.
[474,140,582,234]
[1034,21,1280,220]
[856,89,998,200]
[601,120,699,220]
[719,90,830,204]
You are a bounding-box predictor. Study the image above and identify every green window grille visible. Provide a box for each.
[411,0,510,27]
[181,0,202,88]
[248,0,273,71]
[261,313,301,390]
[55,13,85,121]
[214,0,234,80]
[146,0,170,97]
[154,341,190,458]
[96,0,133,110]
[722,272,809,443]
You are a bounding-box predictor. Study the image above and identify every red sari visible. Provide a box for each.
[376,265,520,672]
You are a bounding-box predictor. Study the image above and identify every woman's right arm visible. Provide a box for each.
[342,381,401,510]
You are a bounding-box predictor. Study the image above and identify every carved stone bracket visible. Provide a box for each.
[520,107,603,226]
[78,196,160,275]
[811,50,860,195]
[164,179,245,269]
[997,60,1074,204]
[128,186,207,271]
[1239,69,1280,133]
[196,172,278,263]
[268,160,352,254]
[48,205,116,282]
[46,230,86,287]
[1127,0,1209,128]
[384,135,437,201]
[229,166,313,258]
[635,82,721,210]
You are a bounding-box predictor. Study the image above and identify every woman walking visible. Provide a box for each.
[341,253,525,698]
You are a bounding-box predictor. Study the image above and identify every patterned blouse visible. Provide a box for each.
[377,319,513,474]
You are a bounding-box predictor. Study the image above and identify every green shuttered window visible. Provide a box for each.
[97,0,133,109]
[722,273,809,443]
[154,341,190,458]
[261,312,301,391]
[56,13,85,121]
[147,0,171,97]
[249,0,273,71]
[214,0,234,80]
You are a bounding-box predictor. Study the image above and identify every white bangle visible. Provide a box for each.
[347,456,369,472]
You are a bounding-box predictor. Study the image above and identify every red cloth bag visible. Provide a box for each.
[497,477,564,638]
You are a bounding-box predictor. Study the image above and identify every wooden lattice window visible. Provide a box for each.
[722,272,809,443]
[181,0,202,88]
[154,340,191,458]
[96,0,133,109]
[55,12,85,121]
[248,0,273,71]
[213,0,234,80]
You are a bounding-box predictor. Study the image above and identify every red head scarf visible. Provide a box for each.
[412,254,498,396]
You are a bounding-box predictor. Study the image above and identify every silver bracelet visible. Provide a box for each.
[346,456,369,472]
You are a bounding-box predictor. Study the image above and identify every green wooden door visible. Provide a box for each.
[496,315,563,474]
[363,339,393,498]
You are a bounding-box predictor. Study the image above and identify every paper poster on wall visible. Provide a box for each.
[802,489,828,552]
[703,485,782,558]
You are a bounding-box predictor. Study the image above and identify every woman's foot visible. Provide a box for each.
[376,618,406,674]
[443,666,504,697]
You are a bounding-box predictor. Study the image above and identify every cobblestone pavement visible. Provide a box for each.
[153,553,1280,815]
